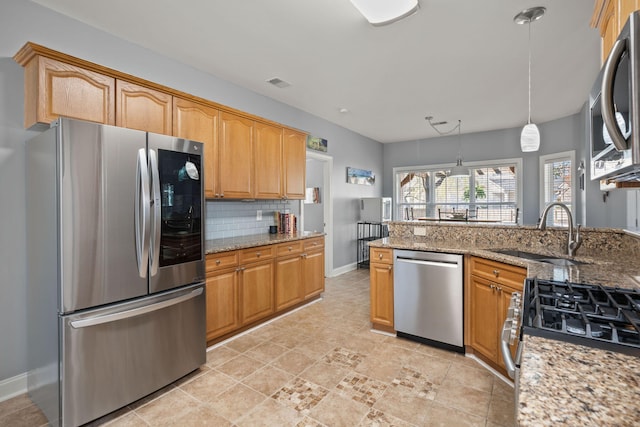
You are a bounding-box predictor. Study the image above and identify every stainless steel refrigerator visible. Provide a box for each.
[26,118,206,427]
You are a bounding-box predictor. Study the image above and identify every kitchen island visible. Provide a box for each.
[369,221,640,426]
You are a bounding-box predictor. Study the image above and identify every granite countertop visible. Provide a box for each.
[368,236,640,426]
[205,231,324,254]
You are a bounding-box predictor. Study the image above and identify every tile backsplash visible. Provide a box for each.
[205,200,299,240]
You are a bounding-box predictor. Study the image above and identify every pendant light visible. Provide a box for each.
[450,120,469,177]
[350,0,419,26]
[426,117,468,177]
[514,7,545,152]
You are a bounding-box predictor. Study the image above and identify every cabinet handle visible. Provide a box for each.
[215,259,221,265]
[493,269,500,276]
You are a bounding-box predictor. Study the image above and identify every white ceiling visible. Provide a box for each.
[30,0,601,143]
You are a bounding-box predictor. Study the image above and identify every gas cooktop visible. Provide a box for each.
[522,278,640,357]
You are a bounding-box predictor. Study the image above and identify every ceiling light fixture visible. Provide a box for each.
[514,6,545,153]
[426,116,468,177]
[350,0,419,26]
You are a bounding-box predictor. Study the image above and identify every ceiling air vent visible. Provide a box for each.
[266,77,291,88]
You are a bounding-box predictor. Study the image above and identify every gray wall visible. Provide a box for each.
[382,113,627,226]
[0,0,381,385]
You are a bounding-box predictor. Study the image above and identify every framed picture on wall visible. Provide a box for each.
[306,136,328,152]
[346,167,375,185]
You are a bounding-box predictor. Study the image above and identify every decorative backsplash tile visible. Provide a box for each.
[205,200,299,240]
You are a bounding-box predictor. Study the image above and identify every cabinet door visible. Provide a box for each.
[116,80,172,134]
[498,284,520,370]
[173,98,218,199]
[370,261,394,328]
[26,56,115,127]
[240,260,274,325]
[469,275,499,362]
[601,0,618,63]
[275,255,303,311]
[206,270,239,341]
[254,122,283,199]
[303,249,324,299]
[282,129,306,199]
[618,1,640,31]
[219,112,253,198]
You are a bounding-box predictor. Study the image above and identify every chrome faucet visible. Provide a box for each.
[538,202,583,257]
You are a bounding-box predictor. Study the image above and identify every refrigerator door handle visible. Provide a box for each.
[70,287,203,329]
[135,148,151,278]
[149,149,161,276]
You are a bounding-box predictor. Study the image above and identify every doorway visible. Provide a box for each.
[303,151,333,278]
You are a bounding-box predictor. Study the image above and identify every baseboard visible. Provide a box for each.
[332,262,357,277]
[0,372,28,403]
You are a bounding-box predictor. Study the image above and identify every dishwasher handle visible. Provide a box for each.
[395,257,460,268]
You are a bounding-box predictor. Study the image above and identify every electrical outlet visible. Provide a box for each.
[256,210,262,221]
[413,227,426,236]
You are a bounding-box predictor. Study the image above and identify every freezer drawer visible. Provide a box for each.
[60,284,205,427]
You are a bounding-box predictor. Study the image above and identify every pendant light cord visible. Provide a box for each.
[527,18,532,125]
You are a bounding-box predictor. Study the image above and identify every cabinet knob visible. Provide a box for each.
[215,259,221,265]
[256,252,261,257]
[288,246,292,251]
[493,269,500,277]
[490,284,496,290]
[379,253,383,259]
[388,265,392,270]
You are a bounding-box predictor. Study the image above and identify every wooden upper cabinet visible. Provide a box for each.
[219,111,254,199]
[593,0,640,62]
[116,80,172,134]
[254,122,283,199]
[21,55,115,128]
[282,129,306,199]
[173,98,218,199]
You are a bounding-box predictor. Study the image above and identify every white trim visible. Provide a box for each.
[0,372,28,403]
[393,157,523,223]
[539,150,575,214]
[332,262,357,277]
[305,151,333,278]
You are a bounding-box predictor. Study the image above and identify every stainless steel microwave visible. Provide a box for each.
[590,11,640,182]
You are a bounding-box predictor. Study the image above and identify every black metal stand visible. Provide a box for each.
[357,221,389,269]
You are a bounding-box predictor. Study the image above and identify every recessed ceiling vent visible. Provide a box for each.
[266,77,291,88]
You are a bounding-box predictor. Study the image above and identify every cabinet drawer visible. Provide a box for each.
[370,247,393,264]
[277,241,303,256]
[470,256,526,290]
[239,245,275,263]
[206,251,238,273]
[303,237,324,251]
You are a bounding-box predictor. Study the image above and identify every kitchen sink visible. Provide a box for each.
[491,249,587,266]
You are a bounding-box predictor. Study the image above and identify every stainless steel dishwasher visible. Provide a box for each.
[393,250,464,352]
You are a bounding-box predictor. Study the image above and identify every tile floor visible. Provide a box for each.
[0,269,515,427]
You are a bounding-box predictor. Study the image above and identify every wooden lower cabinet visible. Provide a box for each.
[469,275,500,362]
[206,268,239,341]
[206,237,324,344]
[303,249,324,299]
[468,256,525,374]
[369,247,394,332]
[240,259,274,325]
[275,254,304,311]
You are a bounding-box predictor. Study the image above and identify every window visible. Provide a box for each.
[539,151,575,227]
[394,159,522,223]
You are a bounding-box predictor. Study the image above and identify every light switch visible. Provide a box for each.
[256,210,262,221]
